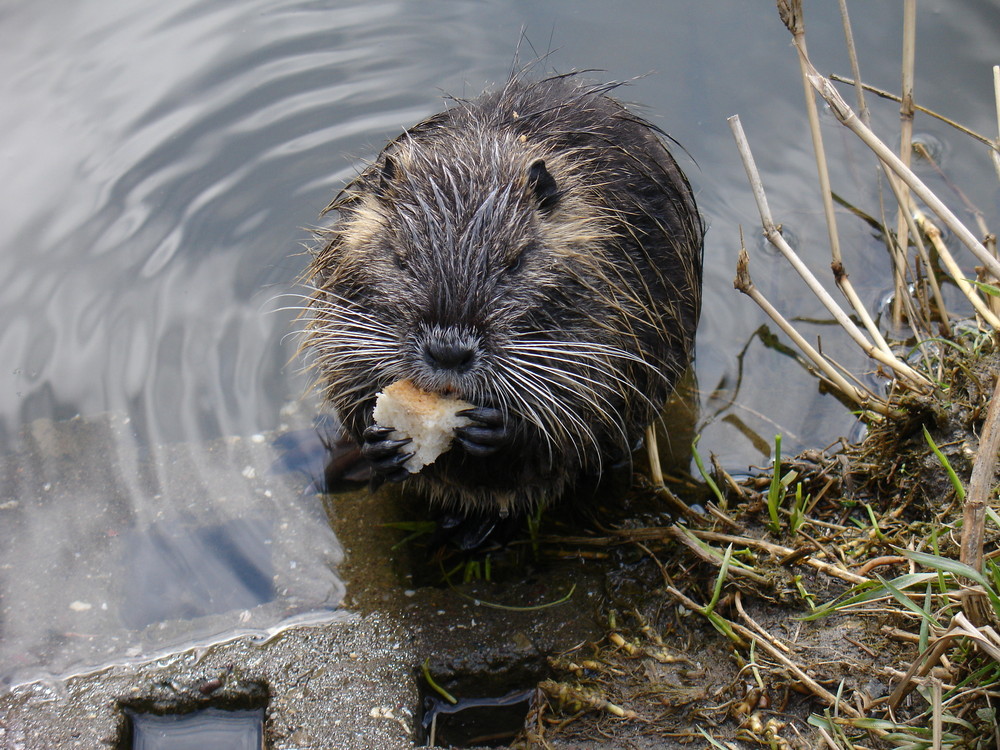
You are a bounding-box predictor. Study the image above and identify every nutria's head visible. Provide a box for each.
[306,129,675,468]
[304,75,703,492]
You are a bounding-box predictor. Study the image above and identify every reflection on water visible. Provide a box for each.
[0,411,342,688]
[128,707,264,750]
[1,0,997,687]
[121,517,275,631]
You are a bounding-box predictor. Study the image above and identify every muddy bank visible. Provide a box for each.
[5,351,999,749]
[0,417,606,749]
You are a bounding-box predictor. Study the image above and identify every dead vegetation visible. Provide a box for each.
[511,1,1000,747]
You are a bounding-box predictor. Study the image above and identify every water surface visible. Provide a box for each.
[1,0,997,686]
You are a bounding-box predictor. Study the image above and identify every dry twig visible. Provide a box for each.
[914,212,1000,329]
[807,71,1000,281]
[891,0,917,327]
[681,528,870,586]
[732,245,886,415]
[961,373,1000,624]
[829,74,1000,150]
[729,113,930,394]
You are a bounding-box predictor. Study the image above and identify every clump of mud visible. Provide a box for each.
[850,347,1000,523]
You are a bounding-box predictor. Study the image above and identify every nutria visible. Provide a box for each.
[303,73,703,517]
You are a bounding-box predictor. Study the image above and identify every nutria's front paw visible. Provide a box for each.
[361,424,412,488]
[454,406,509,457]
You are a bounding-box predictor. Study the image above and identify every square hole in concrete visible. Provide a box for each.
[422,688,534,747]
[125,706,264,750]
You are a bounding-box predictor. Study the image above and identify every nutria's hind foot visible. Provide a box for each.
[361,424,412,489]
[455,406,509,457]
[432,506,525,551]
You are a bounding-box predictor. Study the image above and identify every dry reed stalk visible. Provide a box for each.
[887,179,950,337]
[781,0,897,363]
[816,726,841,750]
[729,114,931,393]
[645,425,663,486]
[733,593,793,654]
[683,528,870,585]
[733,247,887,416]
[831,2,942,340]
[726,618,862,718]
[891,0,917,327]
[914,212,1000,329]
[829,74,1000,149]
[807,72,1000,282]
[960,373,1000,625]
[779,6,841,277]
[994,65,1000,180]
[888,208,946,338]
[668,528,769,585]
[912,141,993,243]
[835,0,868,123]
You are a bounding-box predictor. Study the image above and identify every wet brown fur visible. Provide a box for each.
[303,73,704,514]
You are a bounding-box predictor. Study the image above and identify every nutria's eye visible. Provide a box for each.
[392,249,409,271]
[504,242,534,275]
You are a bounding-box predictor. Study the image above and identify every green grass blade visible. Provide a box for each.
[902,548,1000,615]
[692,435,726,508]
[706,544,733,615]
[969,278,1000,297]
[767,435,783,533]
[804,573,939,620]
[919,583,932,653]
[875,574,941,627]
[923,426,966,501]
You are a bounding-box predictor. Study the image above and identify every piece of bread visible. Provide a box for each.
[372,380,472,472]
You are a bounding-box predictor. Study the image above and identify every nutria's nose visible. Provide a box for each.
[423,339,477,373]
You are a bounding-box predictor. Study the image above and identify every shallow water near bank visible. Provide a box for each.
[1,0,998,720]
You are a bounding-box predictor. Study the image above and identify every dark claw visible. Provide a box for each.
[362,424,407,450]
[365,446,413,474]
[454,425,507,447]
[361,424,411,459]
[455,437,500,457]
[457,406,504,426]
[385,450,414,468]
[361,423,414,487]
[454,407,508,457]
[361,436,412,461]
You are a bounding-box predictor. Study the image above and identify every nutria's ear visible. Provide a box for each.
[376,155,398,198]
[527,159,560,213]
